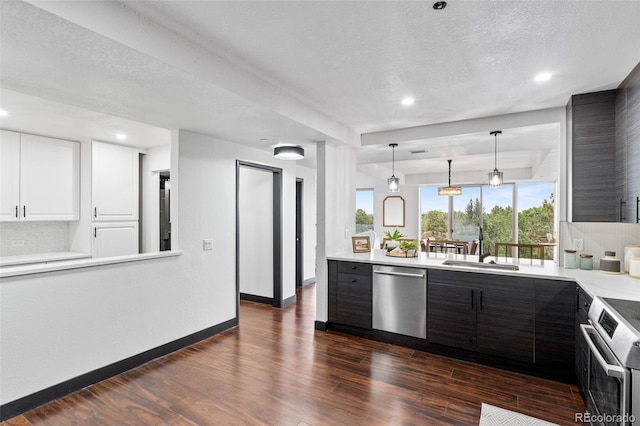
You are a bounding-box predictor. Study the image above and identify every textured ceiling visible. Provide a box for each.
[1,0,640,182]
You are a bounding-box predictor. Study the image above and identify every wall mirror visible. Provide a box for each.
[383,196,405,227]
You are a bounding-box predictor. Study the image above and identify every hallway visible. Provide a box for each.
[3,284,585,425]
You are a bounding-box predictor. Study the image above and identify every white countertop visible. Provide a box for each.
[0,251,91,267]
[328,250,640,301]
[0,250,183,278]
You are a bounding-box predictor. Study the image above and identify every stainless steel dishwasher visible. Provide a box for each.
[372,265,427,339]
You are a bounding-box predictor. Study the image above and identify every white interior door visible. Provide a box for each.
[238,167,274,298]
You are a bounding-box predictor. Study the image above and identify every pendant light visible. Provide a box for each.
[438,159,462,196]
[387,143,400,192]
[488,130,503,188]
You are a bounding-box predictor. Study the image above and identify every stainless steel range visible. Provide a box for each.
[582,297,640,425]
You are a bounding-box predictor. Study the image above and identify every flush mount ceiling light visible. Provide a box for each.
[0,109,8,117]
[488,130,503,188]
[274,145,304,160]
[387,143,400,192]
[115,133,127,140]
[438,159,462,196]
[433,1,447,10]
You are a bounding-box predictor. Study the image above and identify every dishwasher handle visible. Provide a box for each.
[373,270,425,279]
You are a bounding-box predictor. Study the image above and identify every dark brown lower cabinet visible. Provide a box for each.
[328,260,372,329]
[427,269,534,363]
[534,280,576,371]
[575,285,593,393]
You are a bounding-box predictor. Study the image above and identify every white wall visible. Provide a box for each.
[316,142,356,322]
[239,166,274,297]
[141,145,171,253]
[296,165,317,282]
[0,129,301,405]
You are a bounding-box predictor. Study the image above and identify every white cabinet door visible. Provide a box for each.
[0,130,21,221]
[92,142,139,221]
[20,134,80,221]
[93,222,139,258]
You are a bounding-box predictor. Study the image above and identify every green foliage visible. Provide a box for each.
[399,240,418,251]
[421,192,555,260]
[355,208,373,225]
[385,228,405,240]
[421,210,448,239]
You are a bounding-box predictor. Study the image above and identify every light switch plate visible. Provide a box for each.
[573,238,584,251]
[203,239,213,251]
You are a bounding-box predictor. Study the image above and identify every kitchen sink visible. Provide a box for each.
[442,259,519,271]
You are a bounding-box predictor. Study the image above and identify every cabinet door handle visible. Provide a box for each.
[479,290,483,310]
[636,196,639,224]
[94,228,97,238]
[15,206,18,218]
[620,198,626,222]
[470,289,474,310]
[94,207,97,218]
[351,279,357,283]
[23,206,26,218]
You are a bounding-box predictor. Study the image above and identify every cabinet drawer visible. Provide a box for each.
[337,261,372,276]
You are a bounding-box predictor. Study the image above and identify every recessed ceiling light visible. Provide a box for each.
[401,97,415,106]
[534,72,552,82]
[0,109,8,117]
[115,133,127,140]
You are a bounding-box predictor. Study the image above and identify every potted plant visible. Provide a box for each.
[384,229,405,249]
[399,240,419,256]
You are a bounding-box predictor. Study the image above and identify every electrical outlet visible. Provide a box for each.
[573,238,584,251]
[11,240,25,247]
[203,239,213,251]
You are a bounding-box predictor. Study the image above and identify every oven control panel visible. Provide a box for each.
[598,309,619,338]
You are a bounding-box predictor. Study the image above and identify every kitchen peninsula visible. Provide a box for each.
[324,249,640,382]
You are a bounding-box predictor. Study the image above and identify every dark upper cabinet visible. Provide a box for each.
[568,90,618,222]
[616,61,640,223]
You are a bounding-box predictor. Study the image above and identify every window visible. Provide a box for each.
[355,189,374,233]
[517,183,555,260]
[420,182,554,259]
[420,187,448,240]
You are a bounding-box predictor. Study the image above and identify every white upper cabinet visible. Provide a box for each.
[0,130,80,221]
[0,130,21,221]
[92,141,139,222]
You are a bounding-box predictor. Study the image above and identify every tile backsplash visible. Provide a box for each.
[0,221,70,256]
[559,222,640,269]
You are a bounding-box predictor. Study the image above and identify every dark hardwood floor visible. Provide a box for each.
[2,284,586,425]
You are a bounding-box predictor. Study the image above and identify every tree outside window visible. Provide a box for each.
[355,189,374,233]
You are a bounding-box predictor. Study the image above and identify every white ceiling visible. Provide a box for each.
[1,0,640,183]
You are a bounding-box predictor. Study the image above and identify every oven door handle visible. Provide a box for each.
[580,324,626,380]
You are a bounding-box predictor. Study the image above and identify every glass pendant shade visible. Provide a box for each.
[387,143,400,192]
[488,169,503,188]
[488,130,503,188]
[388,176,399,192]
[438,159,461,196]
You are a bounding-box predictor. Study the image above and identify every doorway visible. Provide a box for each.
[236,161,283,313]
[296,178,303,287]
[159,171,171,251]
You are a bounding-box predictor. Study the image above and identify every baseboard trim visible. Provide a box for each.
[0,317,238,422]
[282,294,297,308]
[301,277,316,287]
[239,293,273,305]
[314,320,328,331]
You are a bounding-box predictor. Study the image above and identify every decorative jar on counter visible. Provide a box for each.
[564,249,577,269]
[579,254,593,270]
[599,251,621,274]
[629,257,640,279]
[623,245,640,273]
